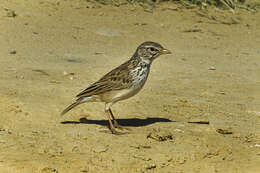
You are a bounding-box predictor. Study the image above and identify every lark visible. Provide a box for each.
[61,41,171,134]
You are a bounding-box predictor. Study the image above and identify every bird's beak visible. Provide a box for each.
[160,48,172,54]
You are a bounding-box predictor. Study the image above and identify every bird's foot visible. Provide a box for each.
[110,127,128,135]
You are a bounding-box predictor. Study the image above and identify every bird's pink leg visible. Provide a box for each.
[105,104,125,135]
[109,108,131,131]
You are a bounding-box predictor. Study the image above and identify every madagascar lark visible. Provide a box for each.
[61,41,171,134]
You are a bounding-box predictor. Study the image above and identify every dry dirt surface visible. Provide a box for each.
[0,0,260,173]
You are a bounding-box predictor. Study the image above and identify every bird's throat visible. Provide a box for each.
[140,56,152,65]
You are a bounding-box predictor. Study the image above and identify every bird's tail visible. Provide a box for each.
[60,97,92,116]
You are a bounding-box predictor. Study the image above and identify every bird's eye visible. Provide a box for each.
[150,47,156,51]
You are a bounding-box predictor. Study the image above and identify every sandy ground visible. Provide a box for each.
[0,0,260,172]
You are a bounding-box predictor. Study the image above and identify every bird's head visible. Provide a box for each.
[134,41,171,63]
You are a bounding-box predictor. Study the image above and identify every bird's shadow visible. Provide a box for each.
[61,117,174,127]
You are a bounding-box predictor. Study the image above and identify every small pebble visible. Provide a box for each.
[93,145,107,153]
[134,23,147,26]
[49,80,61,84]
[161,7,178,11]
[98,12,104,16]
[94,52,104,55]
[10,50,16,54]
[145,163,156,170]
[255,144,260,148]
[208,66,216,70]
[63,71,68,76]
[183,29,202,32]
[216,128,233,135]
[147,131,173,142]
[63,71,75,76]
[6,10,17,17]
[174,129,184,133]
[41,167,58,173]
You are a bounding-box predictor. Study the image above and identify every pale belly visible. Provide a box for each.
[101,76,148,103]
[100,84,144,103]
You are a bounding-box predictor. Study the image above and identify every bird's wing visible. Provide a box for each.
[76,60,135,98]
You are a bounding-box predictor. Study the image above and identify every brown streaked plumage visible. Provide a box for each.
[61,41,171,134]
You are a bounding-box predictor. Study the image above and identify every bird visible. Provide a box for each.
[61,41,171,134]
